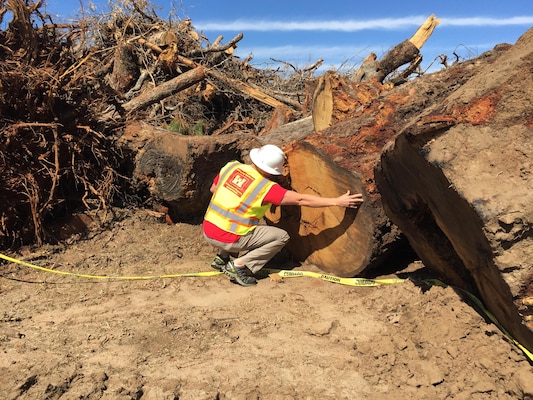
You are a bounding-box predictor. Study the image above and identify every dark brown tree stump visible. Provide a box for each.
[120,121,261,222]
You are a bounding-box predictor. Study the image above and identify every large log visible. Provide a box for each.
[264,137,405,277]
[263,40,512,277]
[119,121,261,222]
[374,28,533,353]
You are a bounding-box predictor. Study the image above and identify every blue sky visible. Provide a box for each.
[44,0,533,74]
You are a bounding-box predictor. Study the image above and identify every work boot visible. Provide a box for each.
[223,261,257,286]
[210,254,229,271]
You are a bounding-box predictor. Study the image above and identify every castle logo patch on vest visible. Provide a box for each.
[224,168,255,197]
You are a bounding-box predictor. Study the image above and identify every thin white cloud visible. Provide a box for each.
[441,16,533,27]
[195,16,533,32]
[196,17,427,32]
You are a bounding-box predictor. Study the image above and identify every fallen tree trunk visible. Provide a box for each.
[263,38,511,277]
[119,121,261,222]
[265,141,380,276]
[352,14,440,83]
[264,136,405,277]
[374,28,533,353]
[312,15,439,132]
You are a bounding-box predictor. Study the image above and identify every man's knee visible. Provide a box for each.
[279,230,290,245]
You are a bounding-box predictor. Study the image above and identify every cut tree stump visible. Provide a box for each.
[265,141,376,277]
[375,28,533,353]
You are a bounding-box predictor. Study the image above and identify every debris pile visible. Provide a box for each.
[0,0,321,248]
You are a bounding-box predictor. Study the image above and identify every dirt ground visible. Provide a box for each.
[1,209,532,400]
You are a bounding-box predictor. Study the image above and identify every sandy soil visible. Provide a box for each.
[1,209,532,400]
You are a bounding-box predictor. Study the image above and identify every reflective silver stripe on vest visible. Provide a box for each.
[207,161,265,232]
[235,178,270,214]
[208,202,259,227]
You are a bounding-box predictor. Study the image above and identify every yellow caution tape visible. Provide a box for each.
[0,252,404,286]
[269,269,405,287]
[0,252,222,280]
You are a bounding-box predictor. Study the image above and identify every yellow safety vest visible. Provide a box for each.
[204,161,276,235]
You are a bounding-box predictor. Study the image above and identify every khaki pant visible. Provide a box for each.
[203,225,290,273]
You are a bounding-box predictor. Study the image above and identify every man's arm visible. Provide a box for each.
[280,190,363,208]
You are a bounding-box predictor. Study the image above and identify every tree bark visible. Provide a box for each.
[109,41,139,94]
[374,29,533,353]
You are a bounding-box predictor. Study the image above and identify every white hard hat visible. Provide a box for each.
[249,144,285,175]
